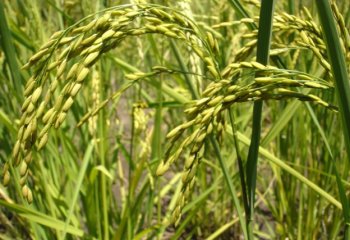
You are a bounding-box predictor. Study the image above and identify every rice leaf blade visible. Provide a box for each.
[246,1,275,238]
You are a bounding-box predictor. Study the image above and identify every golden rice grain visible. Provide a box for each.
[3,170,10,186]
[84,52,100,66]
[62,97,74,112]
[31,87,42,104]
[76,67,90,82]
[19,161,28,176]
[37,133,48,150]
[156,161,169,176]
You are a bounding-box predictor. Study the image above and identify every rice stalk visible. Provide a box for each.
[1,6,339,238]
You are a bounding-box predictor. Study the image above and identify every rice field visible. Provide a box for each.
[0,0,350,239]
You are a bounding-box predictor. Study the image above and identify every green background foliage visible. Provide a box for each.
[0,0,349,239]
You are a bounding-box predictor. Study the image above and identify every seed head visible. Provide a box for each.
[76,67,90,83]
[3,170,10,186]
[156,161,169,176]
[31,87,43,104]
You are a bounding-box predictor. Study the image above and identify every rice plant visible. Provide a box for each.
[0,0,349,239]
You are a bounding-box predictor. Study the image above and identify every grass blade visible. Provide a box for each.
[235,130,342,209]
[210,136,248,239]
[0,200,83,236]
[61,141,94,239]
[315,0,350,164]
[228,109,249,217]
[261,99,303,146]
[227,0,256,30]
[316,1,350,238]
[246,1,275,239]
[0,0,23,99]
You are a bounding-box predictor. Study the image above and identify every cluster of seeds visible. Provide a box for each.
[213,8,350,77]
[2,4,220,202]
[3,4,338,228]
[156,61,336,224]
[330,2,350,65]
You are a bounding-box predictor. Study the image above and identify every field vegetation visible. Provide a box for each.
[0,0,350,239]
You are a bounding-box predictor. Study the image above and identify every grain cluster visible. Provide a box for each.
[3,4,339,226]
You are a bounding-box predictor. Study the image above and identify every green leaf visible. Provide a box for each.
[0,200,83,236]
[245,1,275,239]
[316,1,350,238]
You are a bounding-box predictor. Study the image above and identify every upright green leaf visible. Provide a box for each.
[316,1,350,238]
[246,1,275,239]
